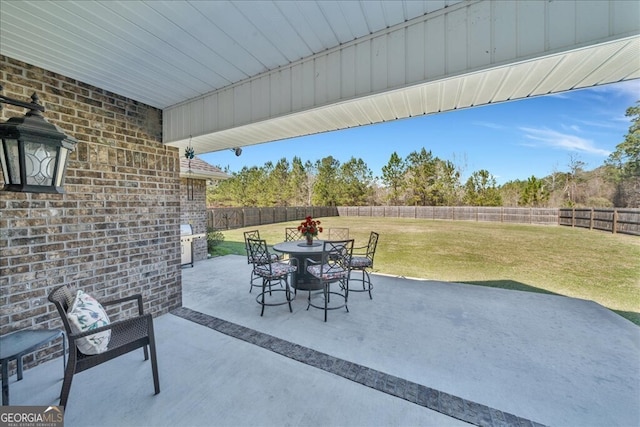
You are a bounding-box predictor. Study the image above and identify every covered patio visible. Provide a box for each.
[8,255,639,427]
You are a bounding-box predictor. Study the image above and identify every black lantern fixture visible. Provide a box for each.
[185,137,195,200]
[0,85,78,193]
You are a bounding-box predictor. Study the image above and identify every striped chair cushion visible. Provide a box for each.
[350,256,372,268]
[307,264,349,280]
[255,262,296,278]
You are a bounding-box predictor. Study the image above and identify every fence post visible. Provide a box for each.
[613,209,618,234]
[589,208,594,230]
[572,208,576,227]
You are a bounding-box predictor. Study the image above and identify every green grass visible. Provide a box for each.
[214,217,640,326]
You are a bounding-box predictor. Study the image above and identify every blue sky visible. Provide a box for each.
[200,79,639,185]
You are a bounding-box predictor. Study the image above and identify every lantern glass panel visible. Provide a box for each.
[2,138,21,184]
[54,147,68,187]
[25,141,57,186]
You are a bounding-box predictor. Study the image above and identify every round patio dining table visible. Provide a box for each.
[272,240,325,291]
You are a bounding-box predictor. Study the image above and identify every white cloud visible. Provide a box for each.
[562,124,582,133]
[548,91,571,99]
[519,127,611,156]
[577,118,624,129]
[472,121,505,130]
[591,79,640,100]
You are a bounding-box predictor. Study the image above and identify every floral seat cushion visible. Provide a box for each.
[250,253,279,264]
[66,290,111,355]
[307,264,349,280]
[255,262,297,278]
[350,256,372,268]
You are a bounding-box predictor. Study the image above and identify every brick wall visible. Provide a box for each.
[0,55,182,368]
[179,177,208,262]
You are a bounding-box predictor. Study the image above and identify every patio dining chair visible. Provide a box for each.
[246,238,297,316]
[306,239,354,322]
[284,227,303,242]
[244,230,279,293]
[349,232,379,299]
[48,285,160,408]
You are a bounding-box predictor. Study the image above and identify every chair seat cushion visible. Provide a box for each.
[307,264,349,280]
[250,253,279,264]
[350,256,372,268]
[67,290,111,355]
[255,262,297,278]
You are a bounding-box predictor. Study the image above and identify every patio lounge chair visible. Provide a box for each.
[48,285,160,408]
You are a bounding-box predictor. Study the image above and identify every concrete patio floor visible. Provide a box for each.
[8,254,640,426]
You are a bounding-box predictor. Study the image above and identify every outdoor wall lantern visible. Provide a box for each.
[0,85,78,193]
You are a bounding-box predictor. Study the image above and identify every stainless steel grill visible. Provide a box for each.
[180,224,205,267]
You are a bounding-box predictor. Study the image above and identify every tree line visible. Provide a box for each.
[208,101,639,208]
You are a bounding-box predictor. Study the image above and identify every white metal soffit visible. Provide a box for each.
[0,0,456,108]
[1,1,639,155]
[172,36,640,156]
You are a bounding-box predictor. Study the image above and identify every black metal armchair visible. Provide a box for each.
[246,238,297,316]
[48,285,160,408]
[244,230,279,293]
[306,239,354,322]
[349,231,379,299]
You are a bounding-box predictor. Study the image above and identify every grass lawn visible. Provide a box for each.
[213,217,640,326]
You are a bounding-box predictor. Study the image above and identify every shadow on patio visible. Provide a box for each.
[9,255,640,427]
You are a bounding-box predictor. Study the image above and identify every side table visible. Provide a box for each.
[1,329,66,406]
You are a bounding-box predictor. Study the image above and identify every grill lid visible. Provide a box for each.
[180,224,193,236]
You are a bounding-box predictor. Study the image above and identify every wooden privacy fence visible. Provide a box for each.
[207,206,339,230]
[337,206,559,224]
[559,208,640,235]
[208,206,639,236]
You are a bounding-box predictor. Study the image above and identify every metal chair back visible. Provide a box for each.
[243,230,260,264]
[364,231,379,263]
[327,227,349,240]
[246,238,273,272]
[285,227,302,241]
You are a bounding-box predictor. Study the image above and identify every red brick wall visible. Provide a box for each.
[0,56,182,367]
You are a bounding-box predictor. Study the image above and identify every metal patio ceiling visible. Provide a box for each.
[0,0,457,109]
[1,0,639,155]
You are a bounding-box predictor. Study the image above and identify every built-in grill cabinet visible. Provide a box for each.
[180,224,205,267]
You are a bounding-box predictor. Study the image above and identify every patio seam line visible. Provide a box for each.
[170,306,547,427]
